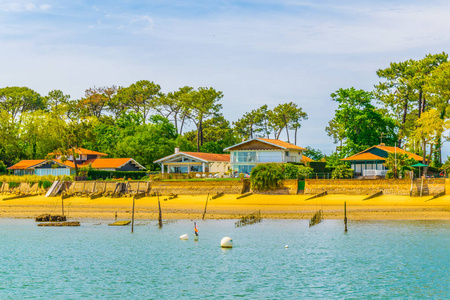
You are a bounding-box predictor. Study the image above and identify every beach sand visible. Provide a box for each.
[0,194,449,220]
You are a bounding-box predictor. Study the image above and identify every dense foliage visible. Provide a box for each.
[250,163,313,190]
[326,53,450,172]
[250,163,285,190]
[383,153,416,179]
[86,170,149,180]
[284,163,313,180]
[0,82,308,171]
[331,164,354,179]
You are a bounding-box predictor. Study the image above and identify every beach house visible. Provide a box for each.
[341,143,423,177]
[154,148,230,175]
[8,148,145,176]
[223,138,307,174]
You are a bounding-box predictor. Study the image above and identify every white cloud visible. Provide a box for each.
[39,4,50,10]
[0,1,51,12]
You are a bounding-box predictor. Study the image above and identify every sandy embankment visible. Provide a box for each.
[0,194,449,220]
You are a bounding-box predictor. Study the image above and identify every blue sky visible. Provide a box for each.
[1,0,450,155]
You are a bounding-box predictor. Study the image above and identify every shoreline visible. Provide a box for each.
[0,194,449,221]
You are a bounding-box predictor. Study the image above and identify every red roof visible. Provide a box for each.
[48,148,107,157]
[256,138,306,150]
[8,158,145,170]
[302,156,313,163]
[181,152,230,162]
[341,145,424,162]
[341,152,386,161]
[8,160,45,170]
[79,158,145,170]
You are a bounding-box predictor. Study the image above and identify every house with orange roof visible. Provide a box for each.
[8,148,145,176]
[154,148,230,175]
[223,138,308,174]
[341,143,423,177]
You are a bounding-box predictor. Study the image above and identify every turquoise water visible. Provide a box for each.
[0,219,449,299]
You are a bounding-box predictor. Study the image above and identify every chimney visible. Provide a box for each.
[379,143,385,146]
[174,147,180,154]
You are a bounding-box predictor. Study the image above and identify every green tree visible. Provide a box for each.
[112,80,161,122]
[268,102,307,143]
[413,109,450,167]
[188,87,223,151]
[0,86,44,121]
[233,105,269,140]
[303,146,324,161]
[375,53,448,147]
[383,153,415,178]
[157,86,193,135]
[327,87,398,156]
[0,160,7,174]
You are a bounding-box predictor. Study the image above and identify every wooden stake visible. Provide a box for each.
[61,195,64,216]
[202,193,209,220]
[131,195,135,233]
[344,201,348,232]
[158,191,163,228]
[115,211,117,220]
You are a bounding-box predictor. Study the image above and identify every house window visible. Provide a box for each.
[236,152,256,162]
[285,151,289,157]
[190,165,202,172]
[235,165,255,174]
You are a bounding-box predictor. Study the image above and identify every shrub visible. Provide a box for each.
[385,170,394,179]
[38,180,52,189]
[8,182,20,188]
[284,163,313,180]
[331,164,354,179]
[250,163,285,190]
[86,170,148,180]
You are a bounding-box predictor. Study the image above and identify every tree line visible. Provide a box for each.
[326,52,450,169]
[0,81,308,170]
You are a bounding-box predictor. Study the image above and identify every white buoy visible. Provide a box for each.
[220,237,233,248]
[180,234,189,240]
[285,245,289,248]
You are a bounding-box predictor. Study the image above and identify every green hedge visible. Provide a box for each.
[86,170,149,180]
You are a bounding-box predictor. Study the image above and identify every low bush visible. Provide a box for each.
[331,164,354,179]
[8,182,20,188]
[86,170,148,180]
[250,163,285,190]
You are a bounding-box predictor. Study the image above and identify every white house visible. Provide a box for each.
[223,138,307,174]
[154,149,230,175]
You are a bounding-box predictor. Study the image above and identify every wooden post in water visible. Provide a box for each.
[420,177,424,198]
[202,193,209,220]
[61,195,64,216]
[131,195,135,233]
[158,191,163,228]
[344,201,348,232]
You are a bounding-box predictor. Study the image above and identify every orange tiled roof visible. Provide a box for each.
[342,145,423,161]
[257,138,306,150]
[341,152,385,161]
[7,160,46,170]
[88,158,137,169]
[302,156,313,162]
[48,148,107,157]
[53,159,76,168]
[181,152,230,162]
[376,145,423,161]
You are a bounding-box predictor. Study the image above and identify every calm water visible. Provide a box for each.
[0,219,448,299]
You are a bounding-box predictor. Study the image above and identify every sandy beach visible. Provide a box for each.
[0,194,449,220]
